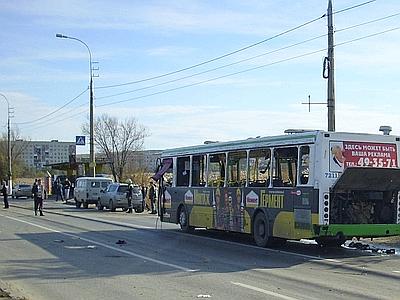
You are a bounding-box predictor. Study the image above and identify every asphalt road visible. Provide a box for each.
[0,198,399,300]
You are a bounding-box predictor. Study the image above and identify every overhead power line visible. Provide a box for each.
[96,11,400,101]
[95,26,400,108]
[96,0,376,90]
[15,87,88,125]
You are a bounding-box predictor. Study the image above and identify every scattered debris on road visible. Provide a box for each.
[345,241,396,254]
[116,240,127,245]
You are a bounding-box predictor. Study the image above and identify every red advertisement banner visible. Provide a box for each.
[330,141,397,172]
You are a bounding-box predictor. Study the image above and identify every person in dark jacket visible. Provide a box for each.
[1,181,9,209]
[149,182,156,214]
[32,179,46,216]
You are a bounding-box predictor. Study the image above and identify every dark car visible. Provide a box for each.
[12,184,33,198]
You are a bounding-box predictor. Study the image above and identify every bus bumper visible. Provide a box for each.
[314,224,400,238]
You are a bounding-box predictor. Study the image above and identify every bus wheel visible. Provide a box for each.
[253,213,270,247]
[179,206,194,233]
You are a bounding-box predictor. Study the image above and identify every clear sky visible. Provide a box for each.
[0,0,399,154]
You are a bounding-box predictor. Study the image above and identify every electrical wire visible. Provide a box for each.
[95,26,400,108]
[15,0,386,126]
[96,34,327,101]
[96,0,377,90]
[96,11,400,101]
[14,87,88,125]
[26,106,89,131]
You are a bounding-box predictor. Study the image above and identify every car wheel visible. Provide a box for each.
[75,200,82,208]
[97,202,103,211]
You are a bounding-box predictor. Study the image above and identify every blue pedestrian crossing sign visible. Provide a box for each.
[76,136,86,146]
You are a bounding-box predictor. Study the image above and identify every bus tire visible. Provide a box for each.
[179,205,194,233]
[253,212,270,247]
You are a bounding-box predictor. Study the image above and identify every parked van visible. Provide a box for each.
[74,177,113,208]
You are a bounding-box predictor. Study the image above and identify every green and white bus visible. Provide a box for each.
[152,130,400,247]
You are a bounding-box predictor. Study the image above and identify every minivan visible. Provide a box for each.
[74,177,113,208]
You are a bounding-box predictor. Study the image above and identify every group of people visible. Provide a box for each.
[2,177,158,216]
[125,180,157,214]
[54,178,72,202]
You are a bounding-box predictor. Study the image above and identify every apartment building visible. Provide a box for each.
[17,139,76,169]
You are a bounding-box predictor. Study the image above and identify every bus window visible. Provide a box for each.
[163,162,174,186]
[227,151,247,187]
[249,149,271,187]
[208,153,226,187]
[299,146,310,184]
[192,155,206,186]
[273,147,297,187]
[177,156,190,186]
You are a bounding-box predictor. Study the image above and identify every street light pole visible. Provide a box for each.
[56,34,96,176]
[0,93,12,193]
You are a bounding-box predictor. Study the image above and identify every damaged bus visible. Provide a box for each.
[152,130,400,247]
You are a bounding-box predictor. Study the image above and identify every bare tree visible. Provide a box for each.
[0,127,30,179]
[82,114,149,182]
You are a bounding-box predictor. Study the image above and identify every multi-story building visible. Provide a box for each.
[16,139,76,169]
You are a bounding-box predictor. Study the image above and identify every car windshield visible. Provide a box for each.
[118,186,128,193]
[19,185,31,188]
[107,185,118,192]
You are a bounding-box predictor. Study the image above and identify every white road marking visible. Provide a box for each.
[393,271,400,273]
[0,214,197,273]
[231,282,299,300]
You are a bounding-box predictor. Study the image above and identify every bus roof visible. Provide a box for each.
[160,130,400,157]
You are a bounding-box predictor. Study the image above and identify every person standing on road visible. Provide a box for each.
[1,180,9,209]
[32,178,46,216]
[55,178,63,201]
[64,178,71,202]
[126,179,133,213]
[149,181,156,214]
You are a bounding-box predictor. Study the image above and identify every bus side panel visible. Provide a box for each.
[165,186,320,240]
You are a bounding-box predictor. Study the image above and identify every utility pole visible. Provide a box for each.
[56,34,96,176]
[0,93,13,193]
[327,0,335,131]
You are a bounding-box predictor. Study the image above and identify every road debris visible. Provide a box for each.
[116,240,127,245]
[345,241,396,254]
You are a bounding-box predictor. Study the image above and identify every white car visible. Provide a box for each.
[98,183,144,212]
